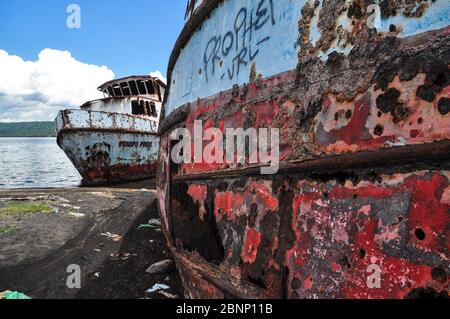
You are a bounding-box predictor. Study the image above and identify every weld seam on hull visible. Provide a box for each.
[172,140,450,182]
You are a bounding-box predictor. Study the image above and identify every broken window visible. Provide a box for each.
[131,100,139,115]
[145,80,156,95]
[150,103,157,117]
[120,82,131,96]
[113,84,122,96]
[107,86,114,96]
[145,101,151,116]
[137,80,147,95]
[131,100,146,116]
[139,100,146,114]
[129,81,139,95]
[156,84,162,101]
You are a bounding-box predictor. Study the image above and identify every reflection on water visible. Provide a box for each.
[0,137,81,189]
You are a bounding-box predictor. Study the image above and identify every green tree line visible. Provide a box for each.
[0,122,56,137]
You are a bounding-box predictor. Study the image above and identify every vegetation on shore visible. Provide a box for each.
[0,201,54,215]
[0,226,20,234]
[0,122,56,137]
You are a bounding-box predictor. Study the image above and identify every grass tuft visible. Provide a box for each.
[0,201,53,215]
[0,226,20,234]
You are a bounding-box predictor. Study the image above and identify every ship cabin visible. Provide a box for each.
[80,76,166,123]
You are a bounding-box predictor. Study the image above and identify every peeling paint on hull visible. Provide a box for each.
[56,110,159,185]
[159,0,450,299]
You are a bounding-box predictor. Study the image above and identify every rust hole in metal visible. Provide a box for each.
[376,88,409,123]
[359,248,366,260]
[374,124,384,136]
[171,182,225,264]
[417,68,449,102]
[415,228,426,241]
[410,129,419,138]
[438,97,450,115]
[345,110,352,119]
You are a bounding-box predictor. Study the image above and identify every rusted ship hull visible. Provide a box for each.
[56,110,159,185]
[158,0,450,299]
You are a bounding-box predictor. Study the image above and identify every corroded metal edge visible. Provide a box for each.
[158,103,192,136]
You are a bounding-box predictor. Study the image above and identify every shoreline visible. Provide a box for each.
[0,184,183,299]
[0,177,157,193]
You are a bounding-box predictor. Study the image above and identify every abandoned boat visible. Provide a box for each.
[55,75,165,185]
[157,0,450,299]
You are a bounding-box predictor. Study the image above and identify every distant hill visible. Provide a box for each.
[0,122,56,137]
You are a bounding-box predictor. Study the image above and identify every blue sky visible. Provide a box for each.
[0,0,187,121]
[0,0,186,77]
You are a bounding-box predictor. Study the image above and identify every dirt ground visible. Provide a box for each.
[0,185,183,299]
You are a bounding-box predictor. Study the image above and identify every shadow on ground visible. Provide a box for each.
[77,200,183,299]
[0,188,183,299]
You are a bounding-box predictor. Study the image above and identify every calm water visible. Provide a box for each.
[0,137,82,189]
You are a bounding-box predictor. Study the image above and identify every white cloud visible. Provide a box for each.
[149,70,167,84]
[0,49,115,122]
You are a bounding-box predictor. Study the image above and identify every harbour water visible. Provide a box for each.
[0,137,81,189]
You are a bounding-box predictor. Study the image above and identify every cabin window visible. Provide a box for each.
[131,100,146,116]
[131,100,146,115]
[137,80,147,95]
[131,100,139,115]
[156,85,162,101]
[129,81,139,95]
[145,80,156,95]
[150,103,157,117]
[113,84,122,96]
[120,82,131,96]
[107,86,114,96]
[145,101,150,116]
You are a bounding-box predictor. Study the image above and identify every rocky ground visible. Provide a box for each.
[0,185,183,299]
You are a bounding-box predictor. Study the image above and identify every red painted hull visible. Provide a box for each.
[82,161,157,186]
[158,1,450,299]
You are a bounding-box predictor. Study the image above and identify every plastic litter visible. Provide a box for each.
[147,283,170,293]
[138,218,161,229]
[0,291,32,300]
[99,232,122,241]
